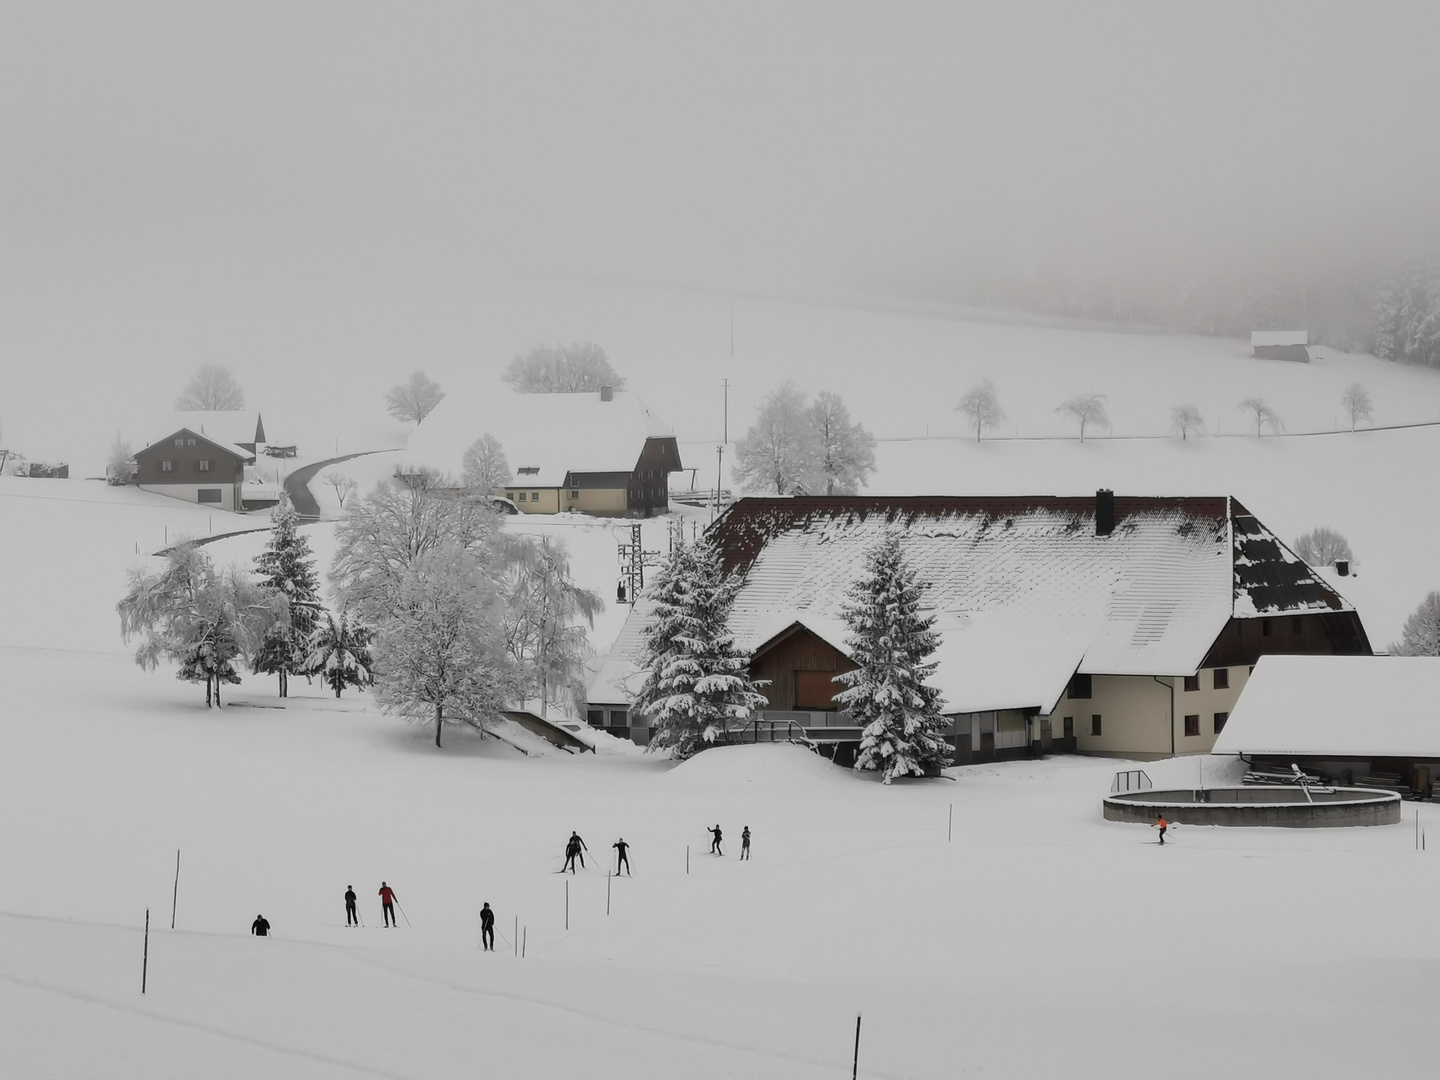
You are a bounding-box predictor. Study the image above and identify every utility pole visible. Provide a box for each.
[713,444,724,523]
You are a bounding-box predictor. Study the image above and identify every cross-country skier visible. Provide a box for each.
[613,838,631,876]
[344,885,359,926]
[709,825,723,855]
[563,831,588,873]
[480,902,495,951]
[740,826,751,860]
[379,881,399,926]
[1153,816,1168,845]
[251,914,271,937]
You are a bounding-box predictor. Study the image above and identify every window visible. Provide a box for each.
[586,709,604,727]
[1090,714,1102,737]
[795,670,839,710]
[198,460,210,472]
[186,438,196,446]
[197,488,222,503]
[1184,714,1200,737]
[1213,711,1229,734]
[570,490,579,499]
[516,492,526,502]
[1213,668,1229,690]
[531,492,539,500]
[1067,673,1092,699]
[1262,619,1272,637]
[174,437,184,447]
[161,460,173,473]
[1062,717,1074,739]
[518,466,539,476]
[1183,675,1199,692]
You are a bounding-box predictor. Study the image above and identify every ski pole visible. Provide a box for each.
[397,901,412,928]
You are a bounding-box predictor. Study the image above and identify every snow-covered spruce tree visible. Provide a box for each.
[372,544,517,748]
[503,535,603,717]
[1391,592,1440,656]
[251,494,321,697]
[118,545,282,707]
[632,541,767,760]
[833,531,951,783]
[303,608,373,697]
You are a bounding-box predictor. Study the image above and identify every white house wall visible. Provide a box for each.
[138,482,240,513]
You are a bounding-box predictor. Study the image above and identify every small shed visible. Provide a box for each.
[1251,330,1310,363]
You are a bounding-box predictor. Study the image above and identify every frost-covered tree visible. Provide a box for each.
[107,433,137,485]
[251,494,321,697]
[321,470,358,510]
[1372,257,1440,368]
[733,381,819,495]
[1238,397,1284,436]
[503,536,603,717]
[955,379,1006,442]
[329,479,504,627]
[303,609,373,697]
[1391,592,1440,656]
[1292,527,1353,568]
[462,433,512,494]
[372,545,517,747]
[118,545,282,707]
[806,391,876,495]
[1341,382,1374,432]
[503,342,627,393]
[1056,394,1110,443]
[833,531,951,783]
[385,371,445,425]
[175,364,244,410]
[632,541,767,760]
[1169,405,1205,441]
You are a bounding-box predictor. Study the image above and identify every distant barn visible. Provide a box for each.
[1251,330,1310,362]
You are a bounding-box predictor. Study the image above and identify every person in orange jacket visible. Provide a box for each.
[379,881,399,926]
[1153,816,1169,845]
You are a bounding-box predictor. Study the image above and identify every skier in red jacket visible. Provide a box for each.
[379,882,399,926]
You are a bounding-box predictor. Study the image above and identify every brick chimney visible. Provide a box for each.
[599,385,614,402]
[1095,489,1115,537]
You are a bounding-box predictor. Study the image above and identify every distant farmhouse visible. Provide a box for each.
[408,386,681,517]
[132,412,271,512]
[1251,330,1310,362]
[589,492,1371,759]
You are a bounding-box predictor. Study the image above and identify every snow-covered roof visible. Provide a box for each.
[588,598,657,705]
[591,495,1362,716]
[1250,330,1308,347]
[407,387,675,488]
[1213,655,1440,758]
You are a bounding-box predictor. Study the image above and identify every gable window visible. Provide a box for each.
[1090,714,1102,737]
[1067,673,1092,699]
[186,438,196,446]
[1213,668,1229,690]
[1183,674,1199,692]
[161,460,173,473]
[198,460,211,472]
[1184,714,1200,737]
[174,437,184,447]
[1213,711,1229,734]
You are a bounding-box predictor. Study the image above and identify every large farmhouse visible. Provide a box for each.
[408,386,681,517]
[133,428,254,512]
[588,493,1371,759]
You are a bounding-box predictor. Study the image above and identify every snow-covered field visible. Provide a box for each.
[7,300,1440,1077]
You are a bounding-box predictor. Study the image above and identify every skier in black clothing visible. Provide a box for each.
[613,838,631,876]
[740,826,751,860]
[563,831,588,873]
[479,902,495,951]
[344,885,359,926]
[251,914,271,937]
[709,825,723,855]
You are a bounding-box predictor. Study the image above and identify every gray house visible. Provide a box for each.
[1251,330,1310,362]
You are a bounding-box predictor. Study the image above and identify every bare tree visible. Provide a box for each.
[321,470,358,510]
[956,379,1006,442]
[461,434,512,493]
[504,343,627,393]
[1391,591,1440,656]
[1169,405,1205,441]
[1237,398,1284,436]
[1055,394,1110,443]
[175,364,244,410]
[107,432,137,485]
[1341,382,1374,432]
[385,371,445,425]
[1293,527,1353,567]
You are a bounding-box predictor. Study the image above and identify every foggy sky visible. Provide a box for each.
[4,2,1440,454]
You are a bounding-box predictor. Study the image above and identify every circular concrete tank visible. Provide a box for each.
[1104,786,1402,828]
